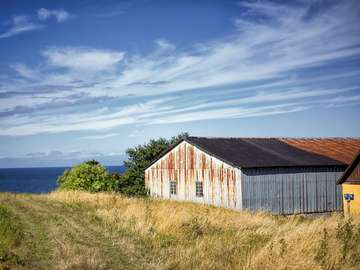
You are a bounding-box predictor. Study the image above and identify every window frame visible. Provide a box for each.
[170,180,177,195]
[195,181,204,197]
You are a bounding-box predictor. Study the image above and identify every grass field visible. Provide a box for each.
[0,191,359,270]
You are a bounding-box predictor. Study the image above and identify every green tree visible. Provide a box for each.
[118,133,188,196]
[58,161,118,192]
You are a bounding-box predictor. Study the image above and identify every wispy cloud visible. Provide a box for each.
[149,103,309,124]
[0,0,359,135]
[0,98,173,135]
[37,8,70,22]
[79,133,121,140]
[95,10,126,18]
[0,8,71,39]
[0,15,43,39]
[41,47,125,72]
[11,63,42,80]
[0,150,126,168]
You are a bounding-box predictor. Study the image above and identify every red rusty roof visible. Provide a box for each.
[280,138,360,165]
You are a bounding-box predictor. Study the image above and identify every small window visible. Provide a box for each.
[170,180,177,195]
[196,181,203,197]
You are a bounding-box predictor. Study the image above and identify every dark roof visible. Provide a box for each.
[186,137,346,168]
[146,136,350,169]
[337,151,360,185]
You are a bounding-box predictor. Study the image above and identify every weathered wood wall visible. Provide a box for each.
[145,141,242,209]
[347,162,360,184]
[241,167,344,214]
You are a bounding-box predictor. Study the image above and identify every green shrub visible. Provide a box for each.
[57,133,188,196]
[58,161,118,192]
[115,171,149,197]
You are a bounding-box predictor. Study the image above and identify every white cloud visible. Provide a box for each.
[11,63,42,80]
[41,47,125,72]
[1,0,360,136]
[9,150,103,159]
[79,133,121,140]
[95,10,126,18]
[0,16,43,39]
[1,85,353,135]
[37,8,70,22]
[150,104,309,124]
[75,0,359,99]
[0,8,70,39]
[0,95,52,112]
[323,94,360,107]
[0,98,172,135]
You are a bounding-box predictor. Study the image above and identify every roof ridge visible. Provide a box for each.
[189,136,360,140]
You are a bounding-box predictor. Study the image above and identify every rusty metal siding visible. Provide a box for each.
[145,141,242,209]
[241,167,344,214]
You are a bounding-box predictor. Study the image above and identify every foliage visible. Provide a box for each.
[85,160,100,166]
[119,133,189,196]
[58,161,118,192]
[56,133,188,195]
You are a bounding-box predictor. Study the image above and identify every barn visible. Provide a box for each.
[144,137,360,214]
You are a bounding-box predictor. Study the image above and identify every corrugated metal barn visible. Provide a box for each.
[145,137,360,214]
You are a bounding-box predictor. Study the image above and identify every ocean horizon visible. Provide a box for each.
[0,165,125,194]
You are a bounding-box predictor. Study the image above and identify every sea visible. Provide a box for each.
[0,166,125,194]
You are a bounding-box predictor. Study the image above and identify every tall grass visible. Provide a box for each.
[46,191,360,270]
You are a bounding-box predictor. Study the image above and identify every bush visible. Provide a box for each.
[58,161,119,192]
[110,172,148,197]
[57,133,188,196]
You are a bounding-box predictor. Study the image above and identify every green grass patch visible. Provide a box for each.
[0,205,25,269]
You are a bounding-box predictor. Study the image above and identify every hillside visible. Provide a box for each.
[0,192,359,270]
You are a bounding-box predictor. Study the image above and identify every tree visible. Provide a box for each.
[85,160,100,166]
[118,133,188,196]
[58,160,119,192]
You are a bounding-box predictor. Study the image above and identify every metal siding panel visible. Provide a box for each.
[240,167,345,214]
[236,169,242,210]
[293,172,300,214]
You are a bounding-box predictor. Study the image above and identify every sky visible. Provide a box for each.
[0,0,359,168]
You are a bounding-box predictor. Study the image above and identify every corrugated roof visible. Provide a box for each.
[280,138,360,164]
[186,137,347,168]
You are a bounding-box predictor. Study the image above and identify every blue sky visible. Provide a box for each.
[0,0,359,167]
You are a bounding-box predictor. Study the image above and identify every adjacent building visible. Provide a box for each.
[337,151,360,218]
[145,137,360,214]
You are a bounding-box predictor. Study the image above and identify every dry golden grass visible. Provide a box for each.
[1,191,360,270]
